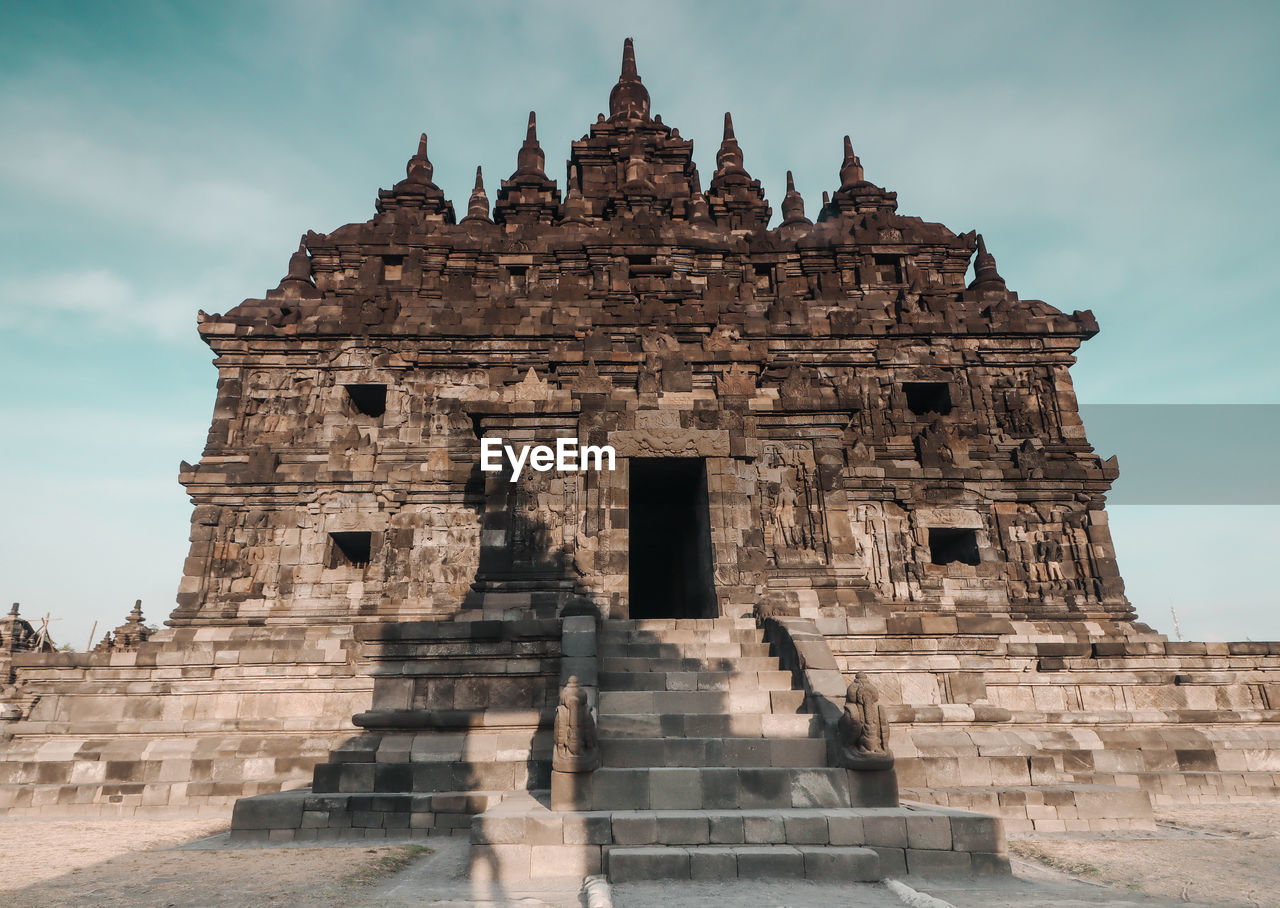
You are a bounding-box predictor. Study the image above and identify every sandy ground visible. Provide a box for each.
[0,806,1277,906]
[1004,806,1280,908]
[0,818,437,907]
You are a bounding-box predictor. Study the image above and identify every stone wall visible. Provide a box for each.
[0,625,367,815]
[814,610,1280,830]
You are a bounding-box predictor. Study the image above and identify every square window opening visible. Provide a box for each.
[904,382,952,416]
[329,531,372,569]
[627,253,653,267]
[873,253,904,283]
[382,255,404,282]
[929,528,980,566]
[345,384,387,417]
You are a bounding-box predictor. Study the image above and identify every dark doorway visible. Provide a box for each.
[628,458,718,619]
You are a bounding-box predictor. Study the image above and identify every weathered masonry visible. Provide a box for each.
[3,38,1279,883]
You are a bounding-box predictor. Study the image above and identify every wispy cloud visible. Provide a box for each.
[0,267,220,339]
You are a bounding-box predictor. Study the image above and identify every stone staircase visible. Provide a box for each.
[472,617,1008,882]
[595,618,870,879]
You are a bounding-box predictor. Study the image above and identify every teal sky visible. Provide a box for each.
[1,1,1277,646]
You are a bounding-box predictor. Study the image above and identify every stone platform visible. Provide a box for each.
[227,616,1008,882]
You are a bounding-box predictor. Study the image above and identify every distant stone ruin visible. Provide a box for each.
[2,38,1277,884]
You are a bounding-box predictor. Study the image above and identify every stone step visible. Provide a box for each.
[311,758,549,795]
[600,736,827,768]
[598,642,773,660]
[903,783,1154,834]
[599,628,766,645]
[231,788,507,842]
[606,844,880,882]
[470,800,1010,882]
[603,619,759,633]
[598,689,806,716]
[599,670,794,692]
[601,656,783,673]
[586,766,852,810]
[598,712,821,739]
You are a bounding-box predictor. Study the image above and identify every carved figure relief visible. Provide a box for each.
[760,441,830,566]
[1000,504,1112,604]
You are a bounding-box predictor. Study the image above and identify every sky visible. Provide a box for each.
[1,0,1277,646]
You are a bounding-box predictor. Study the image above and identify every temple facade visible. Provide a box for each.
[2,41,1278,882]
[177,39,1127,631]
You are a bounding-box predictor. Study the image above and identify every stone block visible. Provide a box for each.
[689,847,738,880]
[906,815,952,851]
[783,814,828,844]
[700,768,741,809]
[863,815,908,848]
[709,814,745,844]
[562,813,612,845]
[802,846,880,881]
[593,770,649,810]
[734,845,804,879]
[230,792,303,831]
[906,848,972,877]
[523,814,565,846]
[656,812,710,844]
[612,813,659,845]
[869,846,907,877]
[827,813,865,846]
[947,809,1003,855]
[530,844,600,878]
[608,846,690,882]
[650,769,702,809]
[743,815,786,844]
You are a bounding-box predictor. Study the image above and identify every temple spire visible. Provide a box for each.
[621,36,638,80]
[707,112,771,229]
[375,129,455,221]
[715,112,746,175]
[969,234,1008,292]
[608,37,651,122]
[270,234,320,299]
[779,170,811,227]
[514,111,547,178]
[561,165,589,223]
[839,135,864,189]
[407,132,434,185]
[495,111,561,225]
[461,166,491,223]
[285,238,312,282]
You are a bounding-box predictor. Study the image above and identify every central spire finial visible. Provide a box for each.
[407,132,434,184]
[839,135,864,189]
[621,36,638,80]
[609,37,650,122]
[514,111,547,178]
[715,112,745,174]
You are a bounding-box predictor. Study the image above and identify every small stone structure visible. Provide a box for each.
[1,37,1278,880]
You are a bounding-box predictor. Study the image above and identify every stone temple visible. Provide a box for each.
[3,39,1279,884]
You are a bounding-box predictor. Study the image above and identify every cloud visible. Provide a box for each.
[0,267,217,339]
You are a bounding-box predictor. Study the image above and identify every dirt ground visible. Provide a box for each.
[1007,806,1280,908]
[0,818,434,907]
[0,806,1278,907]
